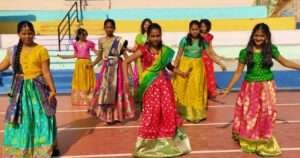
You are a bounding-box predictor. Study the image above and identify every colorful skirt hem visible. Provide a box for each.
[134,128,191,158]
[3,79,57,158]
[232,80,280,157]
[233,133,281,157]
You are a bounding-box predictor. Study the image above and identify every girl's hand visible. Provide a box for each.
[103,56,108,61]
[180,72,187,78]
[48,91,56,104]
[180,68,192,78]
[219,89,230,97]
[86,63,93,69]
[126,48,132,52]
[120,47,127,53]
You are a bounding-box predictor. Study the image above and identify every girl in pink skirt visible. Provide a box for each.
[221,23,300,157]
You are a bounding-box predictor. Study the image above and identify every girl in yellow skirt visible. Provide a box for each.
[173,20,225,122]
[58,28,97,106]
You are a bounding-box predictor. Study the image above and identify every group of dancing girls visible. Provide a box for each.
[1,18,300,158]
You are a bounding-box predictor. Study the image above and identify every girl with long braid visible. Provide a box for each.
[0,21,58,157]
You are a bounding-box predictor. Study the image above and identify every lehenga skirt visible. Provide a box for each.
[172,56,208,122]
[232,80,281,157]
[71,58,96,106]
[3,79,57,158]
[134,73,191,157]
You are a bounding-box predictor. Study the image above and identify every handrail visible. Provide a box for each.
[57,1,82,51]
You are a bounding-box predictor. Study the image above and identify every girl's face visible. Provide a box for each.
[200,23,208,33]
[148,29,161,47]
[189,24,200,38]
[104,22,115,36]
[79,31,87,41]
[18,26,34,45]
[143,21,151,33]
[253,29,267,47]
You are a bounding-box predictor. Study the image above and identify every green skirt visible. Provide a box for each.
[133,128,191,158]
[3,79,57,158]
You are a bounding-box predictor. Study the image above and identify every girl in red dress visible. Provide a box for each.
[200,19,227,99]
[123,23,191,157]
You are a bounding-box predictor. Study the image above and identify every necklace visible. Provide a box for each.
[149,47,160,56]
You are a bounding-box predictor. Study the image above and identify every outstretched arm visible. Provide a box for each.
[209,41,236,61]
[171,47,192,77]
[276,55,300,70]
[221,62,245,96]
[92,39,105,66]
[123,50,143,91]
[57,54,75,59]
[0,49,11,72]
[206,45,226,71]
[173,47,184,67]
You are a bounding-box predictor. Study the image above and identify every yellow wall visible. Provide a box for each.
[0,22,19,34]
[211,16,296,31]
[0,16,295,35]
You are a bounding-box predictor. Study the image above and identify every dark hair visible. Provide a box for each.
[186,20,205,47]
[146,23,163,49]
[140,18,152,34]
[246,23,273,68]
[199,19,212,33]
[75,28,88,41]
[13,21,35,74]
[104,18,116,29]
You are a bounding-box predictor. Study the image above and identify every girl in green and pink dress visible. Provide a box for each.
[221,23,300,157]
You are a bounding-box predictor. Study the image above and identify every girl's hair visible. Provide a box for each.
[246,23,273,68]
[140,18,152,34]
[75,28,88,41]
[146,23,163,49]
[104,18,116,29]
[186,20,205,47]
[13,21,35,74]
[199,19,212,33]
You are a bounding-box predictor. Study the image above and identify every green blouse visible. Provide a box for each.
[179,37,208,58]
[239,45,280,82]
